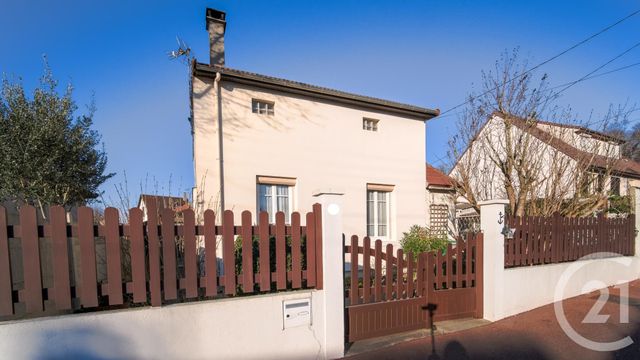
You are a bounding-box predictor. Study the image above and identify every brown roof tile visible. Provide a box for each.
[138,194,189,211]
[426,164,454,188]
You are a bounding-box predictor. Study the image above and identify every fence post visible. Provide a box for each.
[634,186,640,257]
[313,192,345,359]
[478,199,509,321]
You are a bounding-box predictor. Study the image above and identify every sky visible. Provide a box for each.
[1,0,639,206]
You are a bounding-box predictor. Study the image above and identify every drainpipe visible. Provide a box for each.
[215,72,225,212]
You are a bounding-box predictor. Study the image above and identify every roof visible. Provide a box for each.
[193,63,440,120]
[497,112,640,179]
[137,194,189,211]
[426,164,455,189]
[535,119,625,144]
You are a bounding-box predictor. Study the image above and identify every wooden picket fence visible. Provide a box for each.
[344,233,483,342]
[505,214,635,268]
[0,202,323,320]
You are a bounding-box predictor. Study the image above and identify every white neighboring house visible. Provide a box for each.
[425,164,456,237]
[190,9,440,245]
[450,112,640,209]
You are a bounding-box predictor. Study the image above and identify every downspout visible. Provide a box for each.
[215,72,225,212]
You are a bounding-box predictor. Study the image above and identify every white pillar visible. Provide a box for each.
[314,192,344,359]
[478,199,508,321]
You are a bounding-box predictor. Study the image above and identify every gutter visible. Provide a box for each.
[215,71,225,212]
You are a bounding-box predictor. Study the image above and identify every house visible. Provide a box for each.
[190,8,439,244]
[425,164,456,236]
[450,111,640,214]
[137,194,190,223]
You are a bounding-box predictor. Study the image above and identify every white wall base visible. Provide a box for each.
[0,290,327,360]
[501,256,640,319]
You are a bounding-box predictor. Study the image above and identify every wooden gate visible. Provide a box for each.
[344,233,483,342]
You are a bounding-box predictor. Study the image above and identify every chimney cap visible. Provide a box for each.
[206,8,226,30]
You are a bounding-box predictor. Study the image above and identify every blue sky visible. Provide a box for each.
[1,1,639,205]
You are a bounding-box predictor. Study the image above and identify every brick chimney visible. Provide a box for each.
[206,8,226,66]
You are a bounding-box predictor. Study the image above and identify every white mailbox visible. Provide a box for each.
[283,298,311,329]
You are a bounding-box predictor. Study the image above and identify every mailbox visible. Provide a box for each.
[283,298,311,329]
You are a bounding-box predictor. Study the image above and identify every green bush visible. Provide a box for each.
[400,225,449,257]
[608,195,632,214]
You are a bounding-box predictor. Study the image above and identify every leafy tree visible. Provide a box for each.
[0,63,113,215]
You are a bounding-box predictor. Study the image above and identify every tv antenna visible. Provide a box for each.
[168,36,192,64]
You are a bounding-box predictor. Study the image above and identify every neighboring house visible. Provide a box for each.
[190,9,439,244]
[425,164,456,237]
[450,111,640,212]
[138,194,190,223]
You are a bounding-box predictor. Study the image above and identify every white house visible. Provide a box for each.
[450,111,640,213]
[190,9,439,244]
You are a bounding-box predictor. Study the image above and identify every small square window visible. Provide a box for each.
[363,118,379,132]
[252,99,274,115]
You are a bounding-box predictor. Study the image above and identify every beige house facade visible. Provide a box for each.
[190,9,439,244]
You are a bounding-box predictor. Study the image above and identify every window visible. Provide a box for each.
[363,118,379,132]
[252,99,274,115]
[257,177,295,223]
[367,190,391,237]
[610,177,621,196]
[579,175,591,197]
[597,174,605,193]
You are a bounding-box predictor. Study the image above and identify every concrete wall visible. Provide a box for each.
[192,75,427,244]
[0,290,325,360]
[480,198,640,322]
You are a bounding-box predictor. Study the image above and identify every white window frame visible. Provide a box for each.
[252,99,275,116]
[257,183,294,223]
[367,190,391,238]
[362,118,379,132]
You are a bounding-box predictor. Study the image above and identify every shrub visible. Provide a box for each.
[608,195,632,214]
[400,225,449,257]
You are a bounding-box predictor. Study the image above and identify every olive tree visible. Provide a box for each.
[0,64,113,216]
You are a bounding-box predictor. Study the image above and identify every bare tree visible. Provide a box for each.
[448,49,633,217]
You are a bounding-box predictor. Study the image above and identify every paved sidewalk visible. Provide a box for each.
[344,280,640,360]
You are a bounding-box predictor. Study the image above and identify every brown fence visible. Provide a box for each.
[0,202,323,321]
[344,234,483,342]
[505,214,635,268]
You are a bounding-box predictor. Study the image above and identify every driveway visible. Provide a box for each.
[344,280,640,360]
